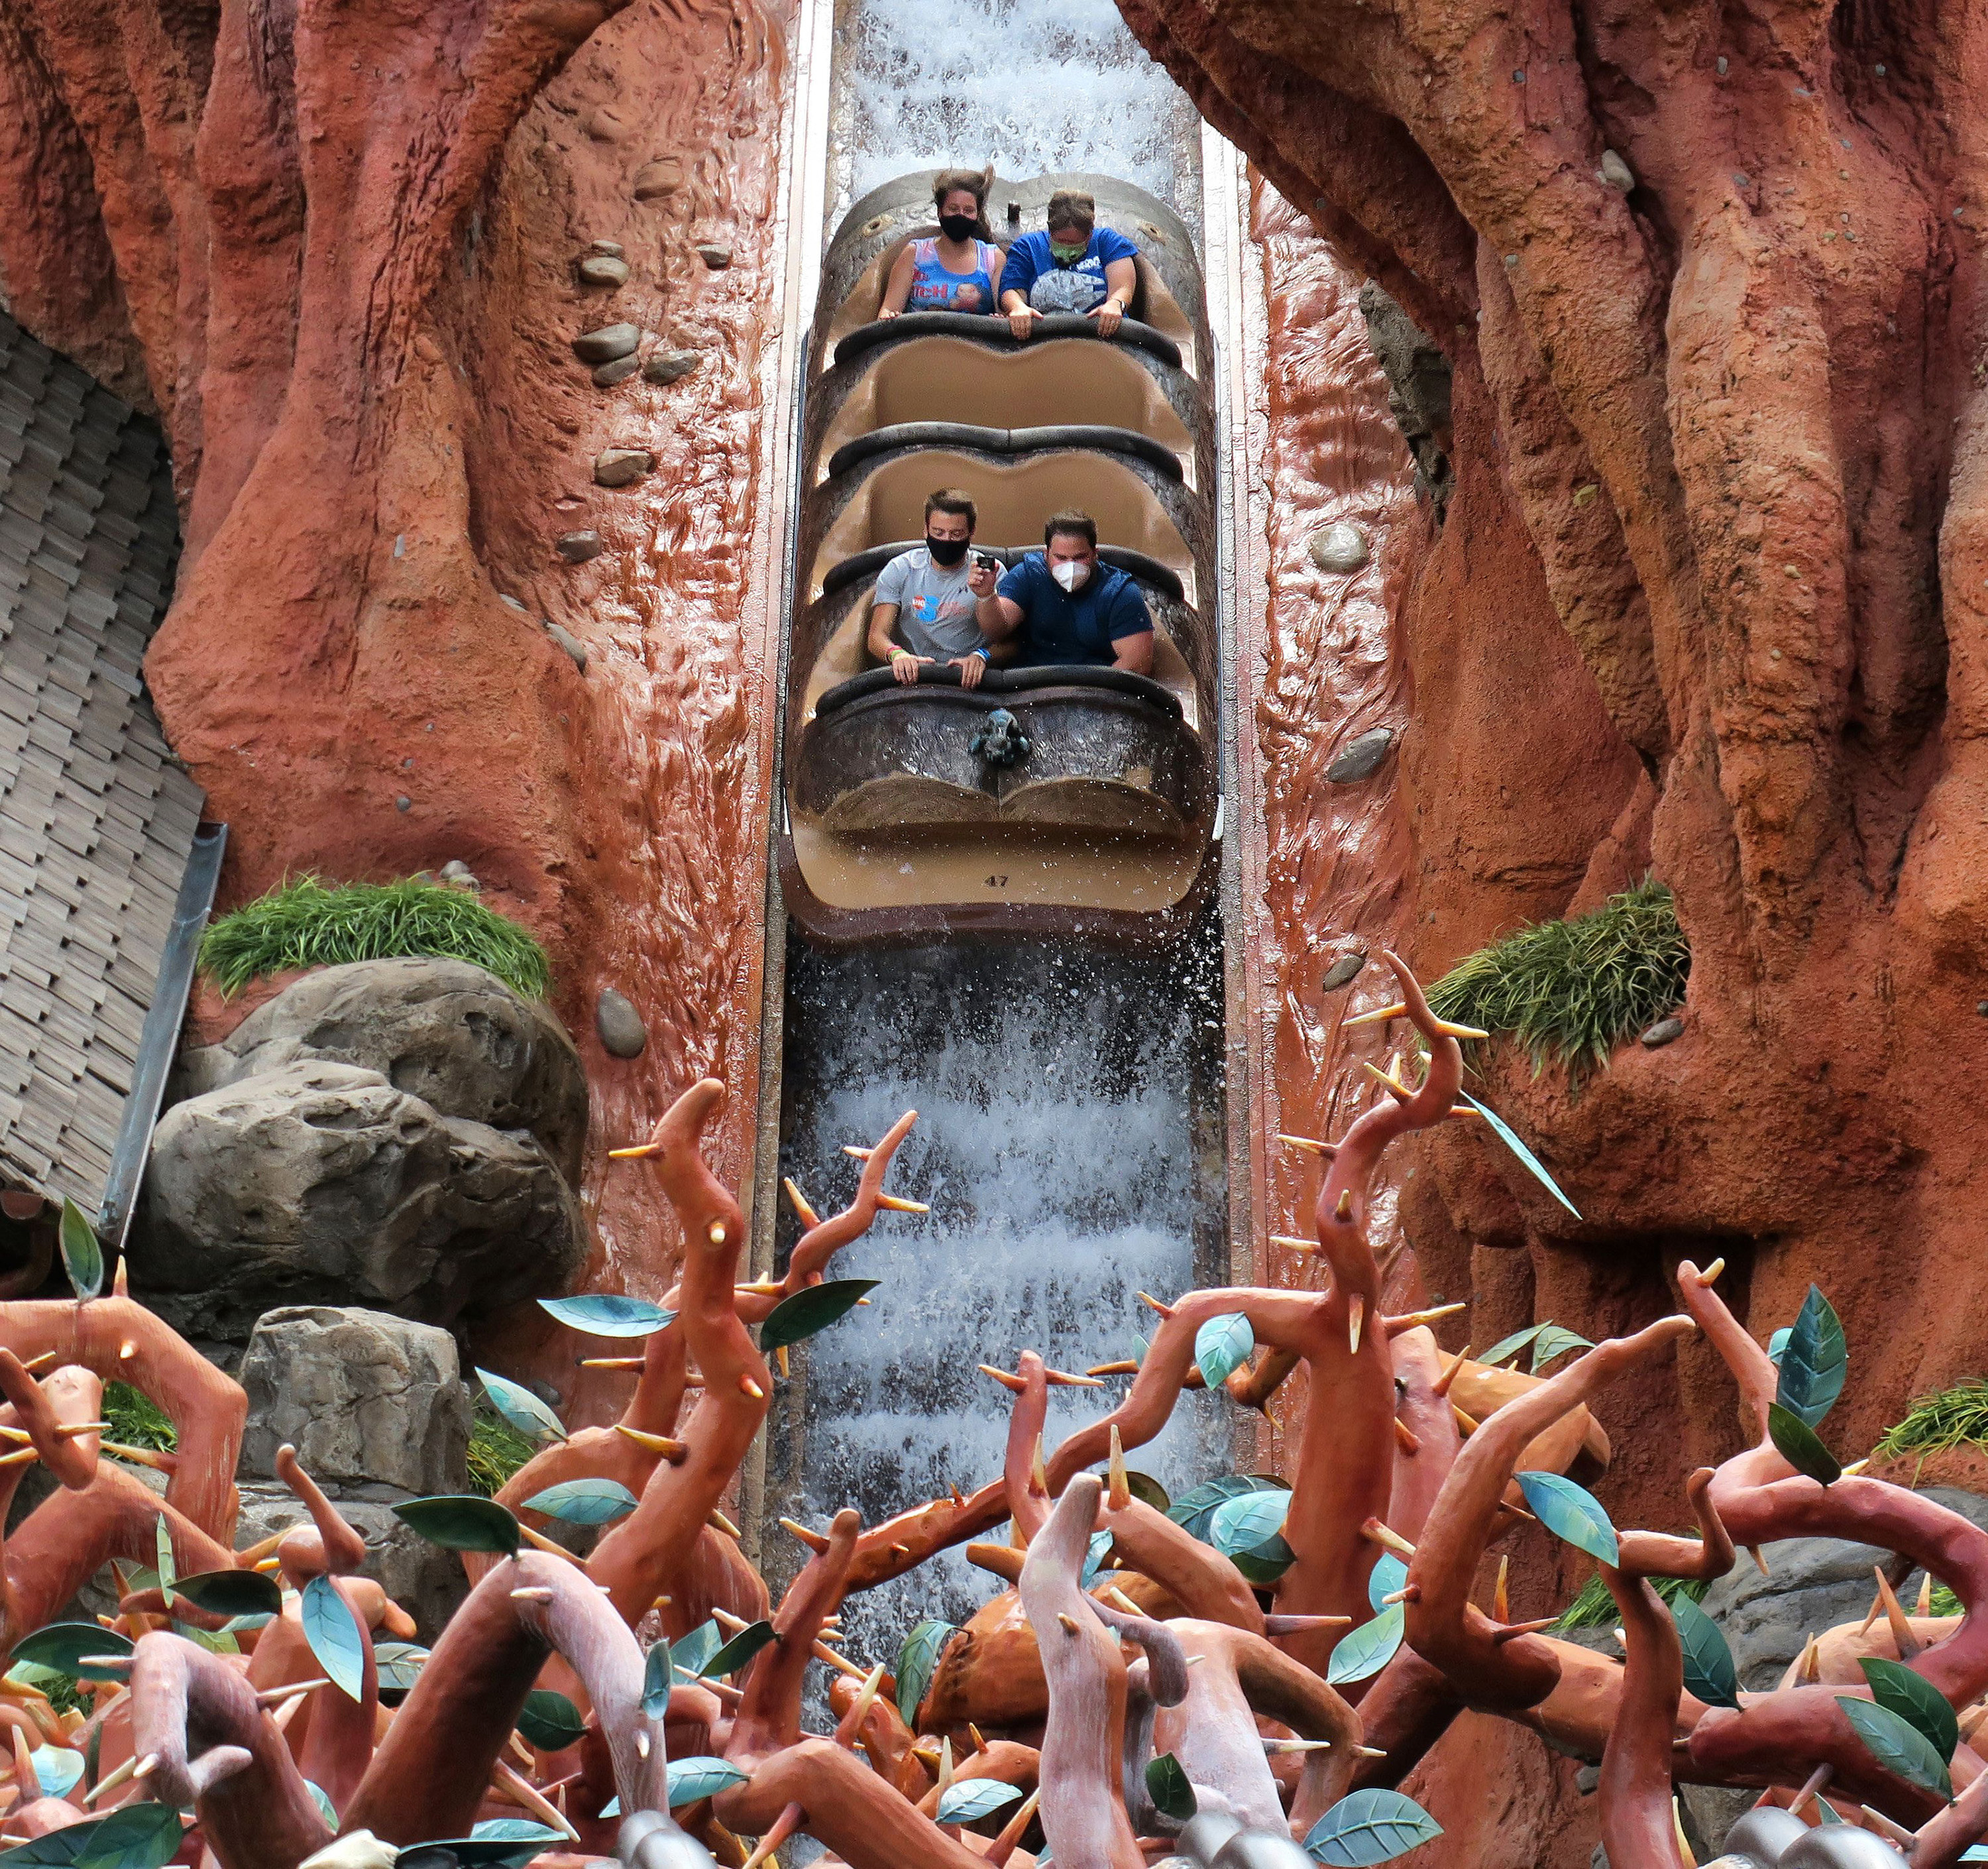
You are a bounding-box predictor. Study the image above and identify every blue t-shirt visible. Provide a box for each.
[996,553,1153,667]
[1000,227,1140,314]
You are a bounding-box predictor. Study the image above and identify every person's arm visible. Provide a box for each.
[977,591,1024,642]
[867,599,925,684]
[1000,238,1040,338]
[1107,585,1156,673]
[985,247,1006,315]
[878,244,916,318]
[1089,256,1137,337]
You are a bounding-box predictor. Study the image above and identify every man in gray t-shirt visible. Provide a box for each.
[865,488,1000,688]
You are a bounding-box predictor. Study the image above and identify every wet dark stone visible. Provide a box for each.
[1325,728,1394,784]
[555,530,604,564]
[592,353,640,387]
[1319,952,1365,993]
[1640,1015,1684,1048]
[572,322,639,363]
[596,988,647,1058]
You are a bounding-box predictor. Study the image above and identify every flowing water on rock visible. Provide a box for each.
[767,935,1229,1697]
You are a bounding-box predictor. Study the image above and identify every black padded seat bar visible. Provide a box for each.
[819,541,1186,604]
[813,661,1184,722]
[833,310,1182,372]
[826,422,1185,484]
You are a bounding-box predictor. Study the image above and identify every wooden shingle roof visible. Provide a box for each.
[0,312,208,1225]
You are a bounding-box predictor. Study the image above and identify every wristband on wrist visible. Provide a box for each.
[887,646,912,660]
[972,648,991,661]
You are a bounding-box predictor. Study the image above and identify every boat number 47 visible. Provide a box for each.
[984,874,1008,888]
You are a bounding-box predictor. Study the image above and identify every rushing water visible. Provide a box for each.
[827,0,1202,221]
[766,935,1229,1676]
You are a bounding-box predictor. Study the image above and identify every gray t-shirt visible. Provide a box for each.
[872,547,986,659]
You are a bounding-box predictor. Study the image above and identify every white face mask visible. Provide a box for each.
[1051,558,1090,593]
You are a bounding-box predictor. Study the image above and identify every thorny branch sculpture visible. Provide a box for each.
[0,956,1982,1868]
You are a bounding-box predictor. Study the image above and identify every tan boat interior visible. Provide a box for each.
[814,337,1195,486]
[805,451,1195,603]
[820,239,1199,378]
[800,579,1202,730]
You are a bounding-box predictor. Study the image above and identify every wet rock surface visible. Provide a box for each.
[239,1305,470,1495]
[175,958,586,1179]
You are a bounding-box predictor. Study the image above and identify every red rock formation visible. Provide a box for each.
[1144,0,1988,1472]
[0,0,797,1337]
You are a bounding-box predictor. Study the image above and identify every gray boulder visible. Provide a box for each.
[176,958,586,1181]
[138,1060,583,1333]
[239,1306,470,1496]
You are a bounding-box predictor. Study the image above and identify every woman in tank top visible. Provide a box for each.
[878,168,1005,318]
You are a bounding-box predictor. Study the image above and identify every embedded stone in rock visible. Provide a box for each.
[556,529,605,564]
[1320,952,1365,993]
[572,323,640,364]
[547,623,588,672]
[437,860,480,891]
[595,447,653,487]
[698,244,732,270]
[1325,727,1395,784]
[1640,1015,1684,1048]
[173,955,587,1177]
[589,239,625,257]
[592,354,640,388]
[596,988,647,1058]
[239,1306,470,1495]
[1307,521,1369,574]
[643,349,704,385]
[138,1060,585,1334]
[578,255,631,288]
[633,159,684,200]
[1598,149,1635,192]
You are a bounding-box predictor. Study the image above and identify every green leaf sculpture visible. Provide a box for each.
[1836,1695,1952,1797]
[374,1641,429,1697]
[522,1478,639,1526]
[702,1619,776,1680]
[1122,1470,1170,1512]
[57,1198,103,1301]
[1529,1324,1594,1373]
[1478,1324,1545,1370]
[476,1369,567,1444]
[760,1279,881,1353]
[517,1687,586,1751]
[1859,1657,1959,1763]
[897,1618,959,1725]
[171,1569,282,1620]
[937,1778,1025,1825]
[1145,1752,1197,1823]
[1327,1606,1405,1685]
[672,1620,724,1681]
[1167,1475,1288,1545]
[1775,1285,1847,1429]
[643,1640,673,1720]
[300,1575,366,1701]
[665,1756,749,1808]
[1303,1788,1444,1865]
[537,1295,675,1338]
[7,1623,132,1683]
[1767,1403,1842,1487]
[1457,1093,1582,1218]
[1671,1592,1738,1709]
[1195,1312,1254,1390]
[1368,1554,1409,1612]
[0,1801,182,1866]
[1515,1471,1619,1566]
[393,1495,521,1556]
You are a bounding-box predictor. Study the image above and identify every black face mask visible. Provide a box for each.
[938,213,978,243]
[926,534,970,566]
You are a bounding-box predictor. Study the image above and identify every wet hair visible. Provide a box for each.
[1045,189,1096,239]
[925,488,978,528]
[1043,509,1097,549]
[931,168,995,241]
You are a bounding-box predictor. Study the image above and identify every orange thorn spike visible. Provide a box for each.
[1493,1555,1509,1623]
[782,1178,821,1229]
[1432,1347,1470,1396]
[739,1374,765,1400]
[1136,1291,1174,1319]
[1276,1133,1335,1158]
[1348,1295,1366,1355]
[978,1364,1026,1392]
[1334,1190,1355,1223]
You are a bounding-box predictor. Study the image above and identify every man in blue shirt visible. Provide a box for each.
[1000,190,1140,341]
[975,510,1155,673]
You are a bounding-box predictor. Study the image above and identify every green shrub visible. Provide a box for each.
[1873,1379,1988,1466]
[103,1381,176,1452]
[199,875,551,1000]
[1554,1571,1708,1632]
[467,1407,537,1497]
[1425,878,1688,1086]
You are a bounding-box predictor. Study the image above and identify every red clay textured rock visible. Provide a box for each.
[1142,0,1988,1455]
[0,0,796,1370]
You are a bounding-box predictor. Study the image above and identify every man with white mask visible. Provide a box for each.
[974,510,1156,672]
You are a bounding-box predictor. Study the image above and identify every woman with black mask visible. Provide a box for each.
[878,168,1005,318]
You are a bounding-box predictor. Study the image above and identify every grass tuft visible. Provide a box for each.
[467,1407,537,1497]
[199,875,551,1001]
[1554,1572,1708,1632]
[1425,878,1688,1087]
[103,1381,176,1452]
[1873,1379,1988,1464]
